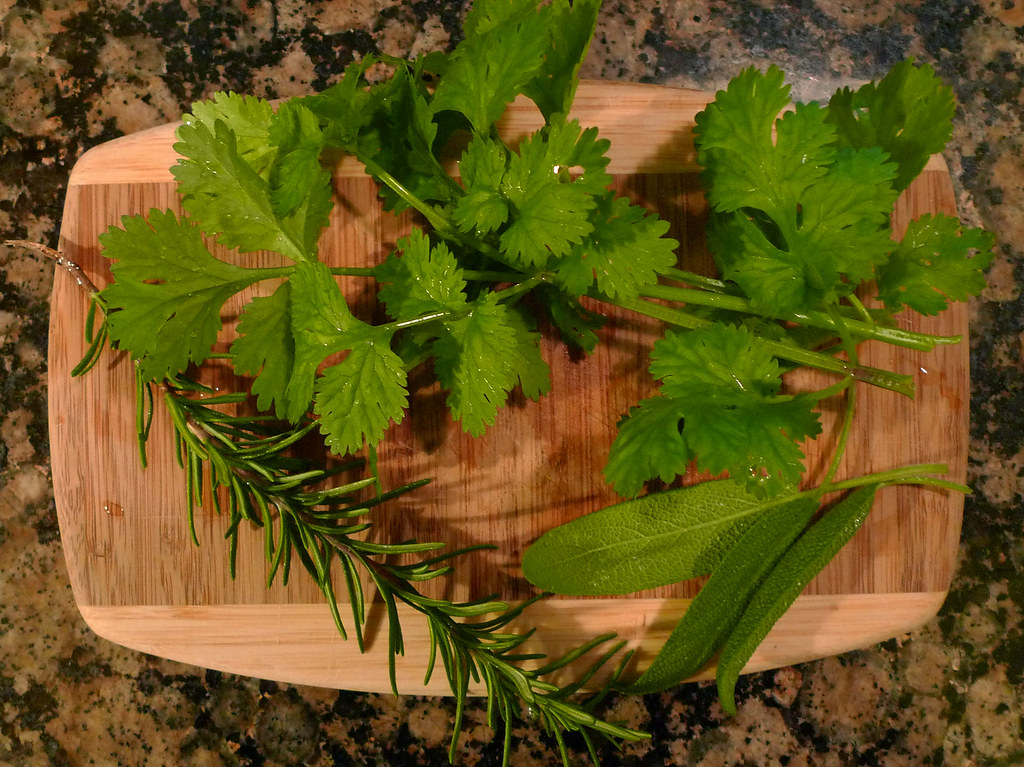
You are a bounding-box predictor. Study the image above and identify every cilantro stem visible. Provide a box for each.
[638,284,957,351]
[359,154,452,233]
[660,266,731,293]
[847,294,875,324]
[820,306,859,488]
[356,152,526,275]
[616,296,916,397]
[329,266,376,277]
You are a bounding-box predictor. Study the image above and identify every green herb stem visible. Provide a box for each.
[638,284,957,351]
[616,296,916,397]
[660,266,731,292]
[814,463,969,495]
[359,155,451,233]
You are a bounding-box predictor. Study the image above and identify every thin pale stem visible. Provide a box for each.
[615,296,916,397]
[638,283,958,351]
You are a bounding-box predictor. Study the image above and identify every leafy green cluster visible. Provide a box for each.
[79,0,997,755]
[99,0,678,464]
[604,60,993,498]
[524,58,990,710]
[90,1,679,763]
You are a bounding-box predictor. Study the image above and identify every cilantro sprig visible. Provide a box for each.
[74,0,994,763]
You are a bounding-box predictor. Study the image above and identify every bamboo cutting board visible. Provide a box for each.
[49,81,967,694]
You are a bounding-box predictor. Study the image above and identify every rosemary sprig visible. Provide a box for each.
[73,331,648,764]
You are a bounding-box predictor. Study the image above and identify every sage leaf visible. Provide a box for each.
[621,492,819,694]
[715,483,879,713]
[521,479,802,596]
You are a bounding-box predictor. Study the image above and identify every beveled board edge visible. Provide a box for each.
[78,592,947,695]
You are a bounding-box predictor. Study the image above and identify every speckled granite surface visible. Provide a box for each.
[1,1,1022,765]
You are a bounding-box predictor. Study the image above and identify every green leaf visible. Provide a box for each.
[314,323,408,455]
[827,58,955,192]
[520,0,601,122]
[99,209,265,382]
[498,120,605,267]
[521,479,799,596]
[695,67,900,315]
[603,396,691,499]
[695,66,819,219]
[172,117,326,261]
[375,230,469,320]
[536,284,606,352]
[433,292,530,436]
[621,492,819,694]
[877,213,995,315]
[267,99,331,220]
[298,56,381,152]
[281,261,361,423]
[430,0,550,134]
[716,484,879,713]
[231,280,294,417]
[505,306,552,401]
[453,135,510,234]
[683,394,821,491]
[187,91,277,175]
[559,193,678,301]
[363,66,454,213]
[607,323,822,496]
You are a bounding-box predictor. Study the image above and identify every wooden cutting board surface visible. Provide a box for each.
[49,81,967,694]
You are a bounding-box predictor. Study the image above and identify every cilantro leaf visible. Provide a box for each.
[301,59,450,213]
[696,68,900,314]
[187,91,277,176]
[453,135,510,234]
[520,0,601,122]
[280,261,361,423]
[498,119,607,267]
[650,321,783,399]
[433,292,532,436]
[375,230,469,320]
[267,100,330,220]
[231,281,294,418]
[536,284,606,352]
[606,323,822,496]
[539,118,612,196]
[505,306,552,401]
[695,66,822,219]
[559,192,677,300]
[430,0,550,134]
[364,67,454,213]
[172,117,327,261]
[298,57,381,152]
[877,213,995,315]
[683,394,821,489]
[236,261,410,448]
[827,58,955,193]
[314,323,408,456]
[99,209,265,382]
[604,396,691,498]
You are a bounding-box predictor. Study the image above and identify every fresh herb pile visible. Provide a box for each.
[70,0,993,763]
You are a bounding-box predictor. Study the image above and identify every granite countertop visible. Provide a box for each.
[1,1,1022,764]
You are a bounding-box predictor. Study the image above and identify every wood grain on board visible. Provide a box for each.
[49,81,967,694]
